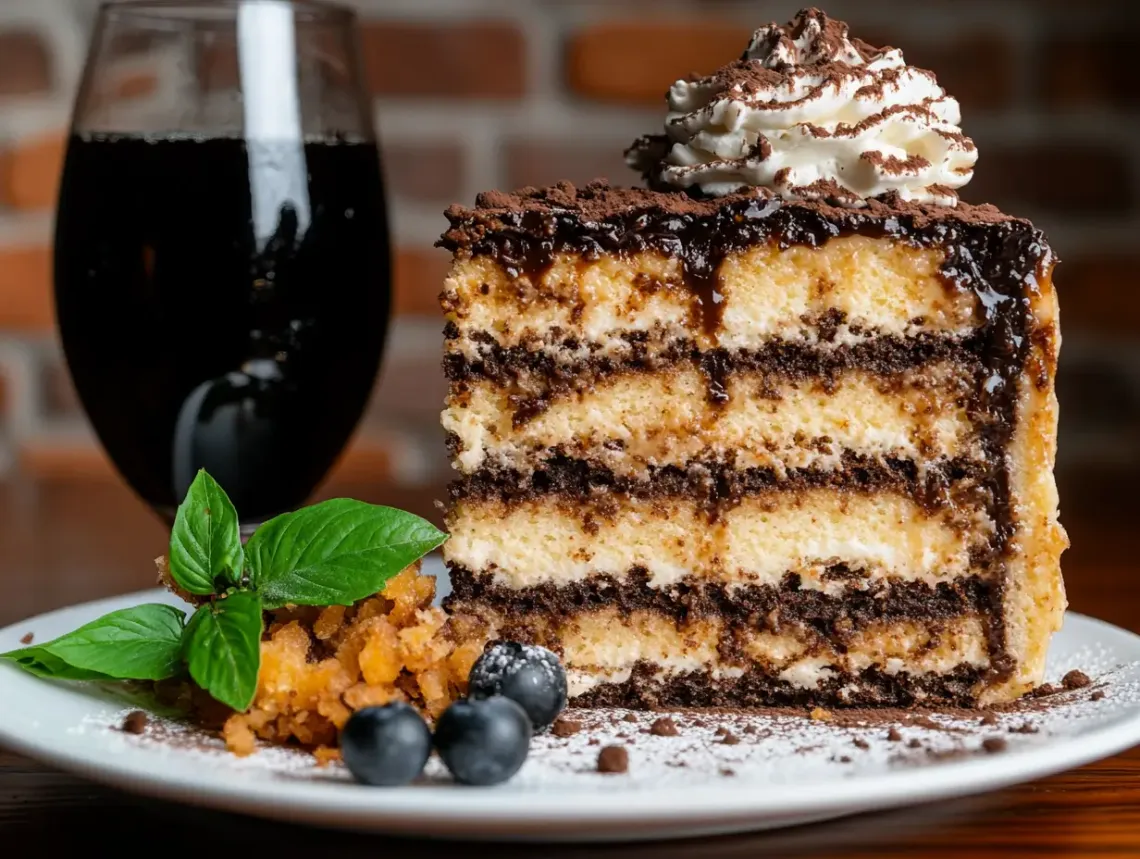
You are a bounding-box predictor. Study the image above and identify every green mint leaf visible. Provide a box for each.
[0,604,185,681]
[1,646,117,681]
[182,591,262,711]
[246,499,447,609]
[169,469,244,594]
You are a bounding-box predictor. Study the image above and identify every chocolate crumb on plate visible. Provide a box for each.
[743,724,758,735]
[19,632,33,645]
[1062,670,1091,690]
[622,713,638,723]
[887,727,902,742]
[587,737,600,746]
[597,745,629,774]
[1009,722,1039,735]
[121,710,149,735]
[852,737,870,750]
[649,717,680,737]
[551,717,583,738]
[907,738,923,749]
[982,737,1008,753]
[1091,690,1106,701]
[720,767,736,777]
[980,712,998,726]
[720,732,741,746]
[714,725,729,737]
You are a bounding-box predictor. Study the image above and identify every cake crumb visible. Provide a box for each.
[810,707,831,722]
[886,727,902,742]
[597,745,629,774]
[1062,670,1091,690]
[832,755,852,763]
[720,732,741,746]
[1091,690,1106,701]
[622,713,638,723]
[587,737,600,746]
[1008,722,1039,735]
[907,738,922,749]
[743,724,758,735]
[852,737,870,750]
[719,767,736,777]
[551,718,583,738]
[121,710,149,735]
[979,712,998,726]
[19,632,33,645]
[714,725,729,737]
[982,737,1008,754]
[649,717,679,737]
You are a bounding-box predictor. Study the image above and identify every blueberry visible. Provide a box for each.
[434,696,531,786]
[341,702,432,787]
[468,642,567,732]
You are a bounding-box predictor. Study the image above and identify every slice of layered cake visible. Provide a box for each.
[440,8,1067,708]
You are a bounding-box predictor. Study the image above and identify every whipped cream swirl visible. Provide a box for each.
[627,8,977,207]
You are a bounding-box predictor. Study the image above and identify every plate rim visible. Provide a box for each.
[1,588,1139,838]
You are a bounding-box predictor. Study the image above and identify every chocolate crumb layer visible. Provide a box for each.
[447,566,997,643]
[574,662,986,709]
[444,330,984,392]
[451,452,990,516]
[18,632,33,645]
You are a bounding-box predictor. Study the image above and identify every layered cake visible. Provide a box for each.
[440,8,1067,707]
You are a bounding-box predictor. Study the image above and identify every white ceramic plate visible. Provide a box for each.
[1,557,1139,842]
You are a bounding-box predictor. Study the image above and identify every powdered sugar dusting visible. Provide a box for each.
[72,643,1140,792]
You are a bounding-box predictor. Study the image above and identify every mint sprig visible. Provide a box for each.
[169,469,243,594]
[0,469,447,713]
[249,498,447,609]
[183,591,263,711]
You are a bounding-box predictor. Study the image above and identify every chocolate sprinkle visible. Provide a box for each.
[121,710,149,735]
[597,745,629,774]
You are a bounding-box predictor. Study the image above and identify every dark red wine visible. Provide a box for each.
[54,134,390,523]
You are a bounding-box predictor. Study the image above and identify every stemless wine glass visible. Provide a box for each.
[54,0,390,532]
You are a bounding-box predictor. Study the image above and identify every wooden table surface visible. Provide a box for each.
[2,473,1139,855]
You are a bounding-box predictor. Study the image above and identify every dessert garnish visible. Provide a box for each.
[433,695,532,786]
[0,469,446,711]
[468,642,568,733]
[626,6,976,206]
[341,702,433,787]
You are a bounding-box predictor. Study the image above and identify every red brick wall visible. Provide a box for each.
[0,0,1136,496]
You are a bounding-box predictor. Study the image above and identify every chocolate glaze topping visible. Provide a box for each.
[440,180,1056,683]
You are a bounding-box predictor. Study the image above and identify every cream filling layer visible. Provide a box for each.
[443,237,976,356]
[469,610,991,697]
[444,363,977,475]
[444,492,992,589]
